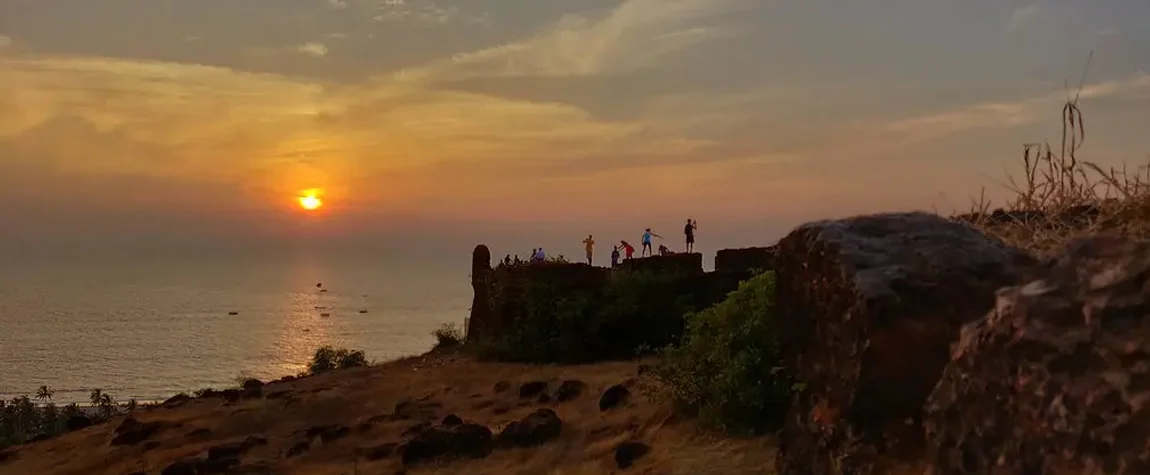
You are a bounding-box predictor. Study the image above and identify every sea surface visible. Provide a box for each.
[0,248,471,404]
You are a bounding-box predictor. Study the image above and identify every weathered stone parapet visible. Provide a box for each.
[773,212,1034,475]
[616,253,703,275]
[925,236,1150,475]
[714,246,776,274]
[466,245,492,342]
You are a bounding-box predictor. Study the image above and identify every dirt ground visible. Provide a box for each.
[0,350,777,475]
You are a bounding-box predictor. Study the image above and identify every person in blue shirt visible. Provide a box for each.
[610,245,621,267]
[641,228,662,257]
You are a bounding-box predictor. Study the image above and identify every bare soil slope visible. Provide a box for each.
[0,350,775,475]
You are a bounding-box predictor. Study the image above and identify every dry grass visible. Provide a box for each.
[0,350,778,475]
[961,90,1150,256]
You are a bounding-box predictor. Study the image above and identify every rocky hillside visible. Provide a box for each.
[0,350,779,475]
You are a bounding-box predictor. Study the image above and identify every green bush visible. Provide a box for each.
[307,346,368,375]
[648,271,792,435]
[476,270,696,363]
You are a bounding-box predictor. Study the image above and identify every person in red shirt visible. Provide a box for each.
[619,240,636,260]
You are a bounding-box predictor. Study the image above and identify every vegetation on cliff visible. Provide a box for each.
[648,271,791,435]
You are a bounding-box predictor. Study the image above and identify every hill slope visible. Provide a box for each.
[0,350,776,475]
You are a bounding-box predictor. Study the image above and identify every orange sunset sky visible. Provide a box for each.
[1,0,1148,259]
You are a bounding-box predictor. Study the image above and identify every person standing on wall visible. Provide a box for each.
[641,228,661,257]
[582,235,595,266]
[684,219,697,253]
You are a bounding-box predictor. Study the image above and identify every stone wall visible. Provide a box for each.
[615,252,704,275]
[465,247,749,362]
[715,246,776,274]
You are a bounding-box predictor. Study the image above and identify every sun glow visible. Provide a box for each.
[298,190,324,211]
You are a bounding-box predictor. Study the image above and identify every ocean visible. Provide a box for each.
[0,248,471,404]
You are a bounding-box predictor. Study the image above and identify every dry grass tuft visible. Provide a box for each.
[958,86,1150,256]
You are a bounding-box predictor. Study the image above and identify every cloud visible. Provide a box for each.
[403,0,748,81]
[1095,26,1122,38]
[296,42,329,57]
[877,74,1150,146]
[1006,5,1040,33]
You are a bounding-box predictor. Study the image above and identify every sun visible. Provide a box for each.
[297,190,324,211]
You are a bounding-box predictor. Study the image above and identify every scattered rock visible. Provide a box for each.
[318,426,351,443]
[195,456,242,474]
[285,441,311,458]
[599,385,630,411]
[392,398,441,421]
[0,448,15,464]
[402,422,431,438]
[161,393,192,408]
[206,436,267,461]
[220,389,242,404]
[492,381,511,393]
[186,428,213,439]
[400,423,495,466]
[491,405,511,415]
[496,408,563,448]
[614,441,652,469]
[65,415,92,432]
[241,379,264,398]
[265,390,290,400]
[360,442,398,461]
[772,212,1034,474]
[925,236,1150,475]
[518,381,548,399]
[111,418,168,446]
[555,380,587,403]
[161,460,199,475]
[536,393,552,404]
[142,440,162,452]
[441,414,463,426]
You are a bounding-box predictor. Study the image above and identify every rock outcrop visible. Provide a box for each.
[773,212,1035,474]
[924,236,1150,475]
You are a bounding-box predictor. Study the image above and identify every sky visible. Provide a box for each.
[1,0,1149,262]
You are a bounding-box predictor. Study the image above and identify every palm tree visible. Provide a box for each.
[89,389,103,407]
[35,386,53,403]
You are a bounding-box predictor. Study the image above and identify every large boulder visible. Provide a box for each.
[774,212,1034,475]
[924,236,1150,474]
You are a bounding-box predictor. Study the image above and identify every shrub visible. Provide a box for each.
[307,346,368,375]
[431,322,464,349]
[648,271,792,435]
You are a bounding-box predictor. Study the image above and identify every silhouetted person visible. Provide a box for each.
[684,219,697,253]
[582,235,595,265]
[535,247,546,262]
[530,248,538,263]
[611,245,621,267]
[620,240,636,261]
[658,244,671,256]
[641,228,661,257]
